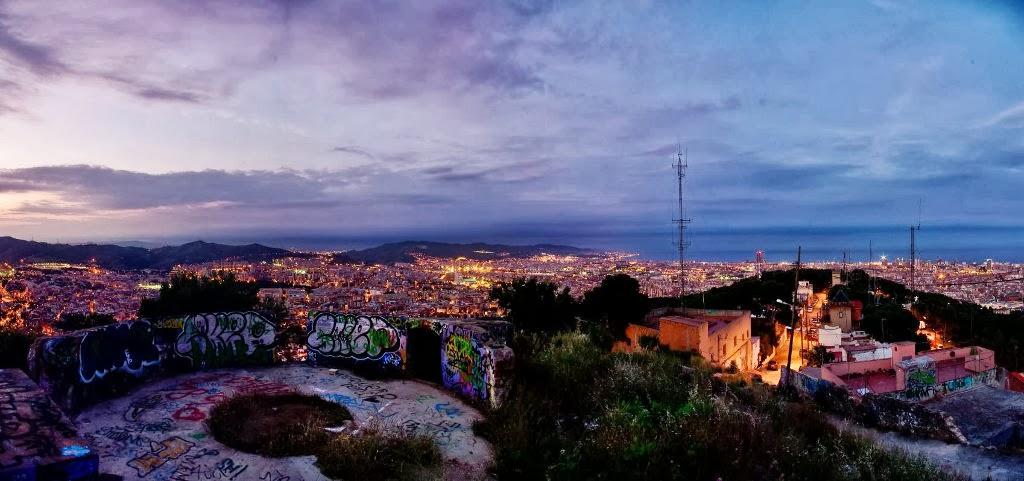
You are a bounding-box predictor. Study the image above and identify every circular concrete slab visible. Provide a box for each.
[74,365,493,481]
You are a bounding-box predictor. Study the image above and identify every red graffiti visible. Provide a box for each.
[173,405,206,422]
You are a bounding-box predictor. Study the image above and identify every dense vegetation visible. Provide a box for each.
[482,275,964,480]
[53,312,116,332]
[138,272,287,320]
[209,392,440,480]
[476,331,961,481]
[490,274,649,338]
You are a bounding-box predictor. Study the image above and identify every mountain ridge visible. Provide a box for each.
[0,237,594,269]
[0,236,292,270]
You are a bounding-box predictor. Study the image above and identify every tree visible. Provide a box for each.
[139,272,264,319]
[808,345,831,367]
[859,304,918,343]
[489,278,577,332]
[54,312,116,332]
[581,274,649,339]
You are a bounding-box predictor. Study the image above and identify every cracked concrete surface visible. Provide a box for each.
[74,365,493,481]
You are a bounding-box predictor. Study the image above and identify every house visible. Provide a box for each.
[617,307,754,370]
[827,288,862,332]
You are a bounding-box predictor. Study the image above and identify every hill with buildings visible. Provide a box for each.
[0,237,292,270]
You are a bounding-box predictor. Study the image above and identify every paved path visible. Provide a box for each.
[74,365,493,481]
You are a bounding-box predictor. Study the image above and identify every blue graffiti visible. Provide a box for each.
[434,402,462,419]
[62,445,91,457]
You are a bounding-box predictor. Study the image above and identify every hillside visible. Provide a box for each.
[340,241,593,264]
[0,237,292,270]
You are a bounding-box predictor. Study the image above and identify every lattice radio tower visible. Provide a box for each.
[674,145,691,301]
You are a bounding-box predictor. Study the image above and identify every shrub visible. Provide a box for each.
[316,423,442,481]
[207,392,351,457]
[209,392,441,481]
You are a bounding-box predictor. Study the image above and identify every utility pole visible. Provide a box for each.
[784,246,801,387]
[674,146,691,305]
[910,225,920,296]
[842,250,847,283]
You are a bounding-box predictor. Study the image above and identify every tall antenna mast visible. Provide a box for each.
[674,145,691,302]
[910,199,922,297]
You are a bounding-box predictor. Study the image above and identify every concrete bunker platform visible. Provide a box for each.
[74,365,493,480]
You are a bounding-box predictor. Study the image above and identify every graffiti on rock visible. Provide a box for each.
[307,312,401,360]
[79,321,161,383]
[175,312,276,368]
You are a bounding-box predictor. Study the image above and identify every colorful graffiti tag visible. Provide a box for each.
[175,312,276,368]
[78,321,161,383]
[895,367,1005,402]
[441,327,491,401]
[306,312,401,360]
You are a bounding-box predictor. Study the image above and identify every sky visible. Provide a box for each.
[1,0,1023,261]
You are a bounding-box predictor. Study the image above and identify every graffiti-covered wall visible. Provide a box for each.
[304,313,514,407]
[27,312,277,413]
[175,312,276,369]
[306,312,403,370]
[439,321,513,406]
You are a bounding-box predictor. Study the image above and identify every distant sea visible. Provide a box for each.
[619,225,1024,263]
[131,224,1024,264]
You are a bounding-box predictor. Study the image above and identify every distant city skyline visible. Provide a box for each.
[1,1,1023,261]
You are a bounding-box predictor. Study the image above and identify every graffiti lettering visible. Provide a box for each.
[125,393,164,421]
[79,321,160,383]
[128,436,194,477]
[175,312,276,368]
[441,331,491,401]
[307,312,401,360]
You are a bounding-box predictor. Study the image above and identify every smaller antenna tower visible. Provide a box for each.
[910,199,922,295]
[674,145,691,301]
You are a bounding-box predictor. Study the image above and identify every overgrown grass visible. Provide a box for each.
[208,392,441,480]
[317,423,442,481]
[475,331,967,481]
[208,392,353,457]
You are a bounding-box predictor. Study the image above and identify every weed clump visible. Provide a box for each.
[208,392,441,480]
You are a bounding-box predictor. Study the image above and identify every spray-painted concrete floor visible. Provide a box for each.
[74,365,493,481]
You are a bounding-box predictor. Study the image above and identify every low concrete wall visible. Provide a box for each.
[824,358,893,377]
[891,367,1006,403]
[306,313,514,407]
[26,311,514,415]
[27,312,278,413]
[0,369,98,481]
[785,367,966,444]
